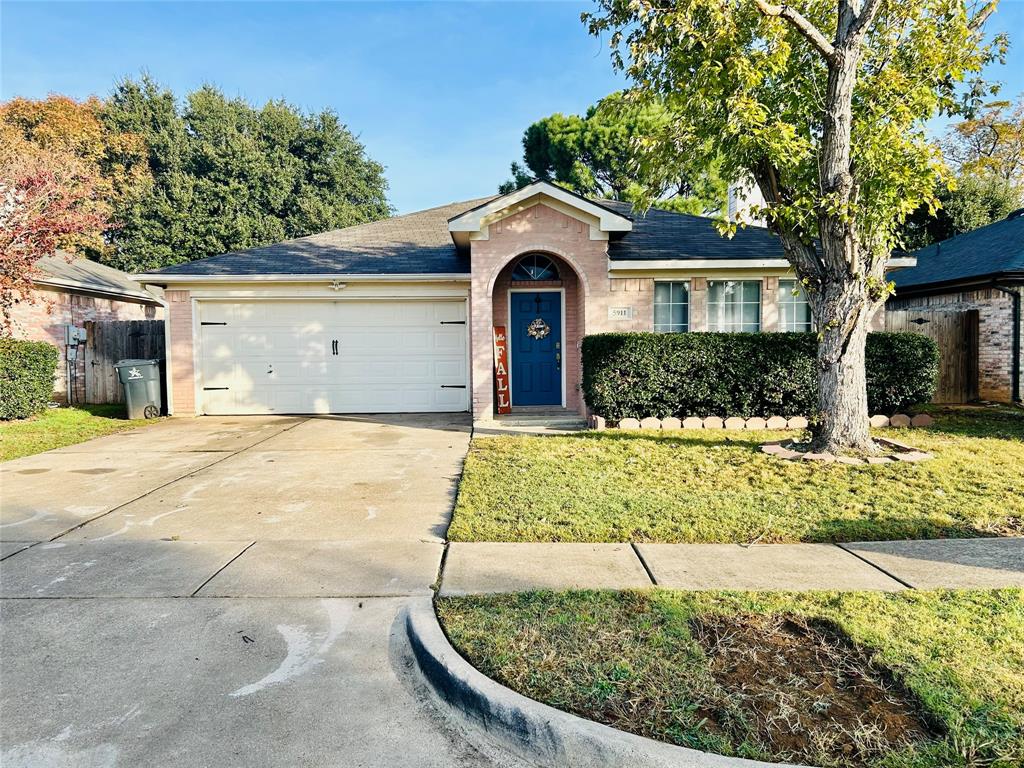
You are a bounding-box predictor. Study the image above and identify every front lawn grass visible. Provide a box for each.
[0,404,155,461]
[448,405,1024,543]
[438,589,1024,768]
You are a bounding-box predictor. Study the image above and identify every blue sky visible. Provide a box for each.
[3,1,1022,214]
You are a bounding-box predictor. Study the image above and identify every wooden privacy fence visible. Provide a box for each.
[886,309,979,403]
[81,320,165,404]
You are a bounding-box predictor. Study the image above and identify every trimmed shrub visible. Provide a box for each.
[865,332,940,414]
[581,332,938,420]
[0,339,59,420]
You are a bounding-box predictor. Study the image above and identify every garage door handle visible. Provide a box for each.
[441,385,467,389]
[440,321,466,325]
[332,340,338,355]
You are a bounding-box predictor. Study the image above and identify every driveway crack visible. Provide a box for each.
[45,419,308,544]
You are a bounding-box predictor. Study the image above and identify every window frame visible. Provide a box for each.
[511,253,560,282]
[778,278,813,332]
[706,279,762,332]
[653,280,691,333]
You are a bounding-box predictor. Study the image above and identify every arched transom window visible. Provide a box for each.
[511,253,559,281]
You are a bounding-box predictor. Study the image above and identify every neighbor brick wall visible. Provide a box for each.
[165,290,196,415]
[7,287,159,403]
[890,287,1020,401]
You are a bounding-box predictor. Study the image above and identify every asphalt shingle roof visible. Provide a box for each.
[599,200,788,261]
[144,195,789,278]
[37,253,159,302]
[146,198,496,277]
[893,212,1024,290]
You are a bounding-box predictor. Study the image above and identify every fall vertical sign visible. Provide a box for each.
[493,326,511,414]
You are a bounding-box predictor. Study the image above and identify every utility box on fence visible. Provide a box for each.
[114,359,163,419]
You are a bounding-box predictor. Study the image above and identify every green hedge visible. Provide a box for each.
[581,332,938,420]
[0,339,59,420]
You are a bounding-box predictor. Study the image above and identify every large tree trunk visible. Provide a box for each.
[812,284,876,453]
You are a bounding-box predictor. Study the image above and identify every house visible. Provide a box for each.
[137,180,913,421]
[889,209,1024,403]
[10,254,163,404]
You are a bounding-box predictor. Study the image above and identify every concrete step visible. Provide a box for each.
[493,417,588,427]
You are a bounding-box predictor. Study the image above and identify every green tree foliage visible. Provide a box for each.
[902,98,1024,248]
[499,92,726,215]
[101,76,391,273]
[902,173,1021,249]
[585,0,1001,452]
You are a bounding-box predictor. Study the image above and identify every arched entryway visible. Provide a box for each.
[491,251,585,413]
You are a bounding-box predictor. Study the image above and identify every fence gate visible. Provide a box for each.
[885,309,979,403]
[82,320,165,404]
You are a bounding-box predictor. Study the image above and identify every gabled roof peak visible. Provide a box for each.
[447,180,633,246]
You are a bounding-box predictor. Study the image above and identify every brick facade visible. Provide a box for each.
[466,201,888,420]
[7,287,160,403]
[155,196,897,420]
[890,287,1022,402]
[165,290,196,415]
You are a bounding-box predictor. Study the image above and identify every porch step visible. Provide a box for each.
[492,416,588,428]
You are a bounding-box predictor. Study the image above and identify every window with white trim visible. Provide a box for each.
[653,281,690,332]
[707,280,761,332]
[779,279,813,332]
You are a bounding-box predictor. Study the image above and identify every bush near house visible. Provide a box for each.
[0,340,58,420]
[581,331,938,420]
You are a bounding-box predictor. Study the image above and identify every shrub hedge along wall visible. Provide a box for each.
[0,339,59,420]
[581,332,938,420]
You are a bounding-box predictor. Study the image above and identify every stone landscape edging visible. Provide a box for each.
[405,596,811,768]
[591,414,935,431]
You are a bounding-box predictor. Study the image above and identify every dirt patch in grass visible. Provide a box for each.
[693,613,937,766]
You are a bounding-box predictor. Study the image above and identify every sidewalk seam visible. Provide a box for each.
[835,543,915,589]
[631,542,658,586]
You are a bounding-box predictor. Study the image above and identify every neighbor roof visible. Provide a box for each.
[143,198,496,278]
[139,194,790,280]
[893,212,1024,293]
[36,253,159,303]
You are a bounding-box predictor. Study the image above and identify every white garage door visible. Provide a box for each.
[197,300,468,414]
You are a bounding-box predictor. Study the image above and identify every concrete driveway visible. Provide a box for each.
[0,415,503,767]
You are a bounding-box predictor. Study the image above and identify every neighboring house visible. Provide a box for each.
[726,178,767,226]
[9,254,163,404]
[889,209,1024,404]
[137,180,913,421]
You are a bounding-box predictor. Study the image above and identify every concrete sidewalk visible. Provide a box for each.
[438,537,1024,596]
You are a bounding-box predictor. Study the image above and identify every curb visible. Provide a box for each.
[405,597,810,768]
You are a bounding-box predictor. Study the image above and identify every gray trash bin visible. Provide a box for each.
[115,359,163,420]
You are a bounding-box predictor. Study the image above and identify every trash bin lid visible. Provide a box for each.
[114,358,162,368]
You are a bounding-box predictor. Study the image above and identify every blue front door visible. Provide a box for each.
[510,291,562,406]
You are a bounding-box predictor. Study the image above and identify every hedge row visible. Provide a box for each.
[0,339,59,420]
[581,332,938,420]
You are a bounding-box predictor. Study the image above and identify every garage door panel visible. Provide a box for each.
[198,300,468,415]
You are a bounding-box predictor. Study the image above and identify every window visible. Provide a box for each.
[779,279,812,332]
[707,280,761,332]
[654,282,690,332]
[511,253,559,281]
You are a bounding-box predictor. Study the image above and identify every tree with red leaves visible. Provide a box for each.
[0,125,108,332]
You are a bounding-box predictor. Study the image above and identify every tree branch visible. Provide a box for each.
[846,0,885,42]
[753,0,836,61]
[970,0,997,32]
